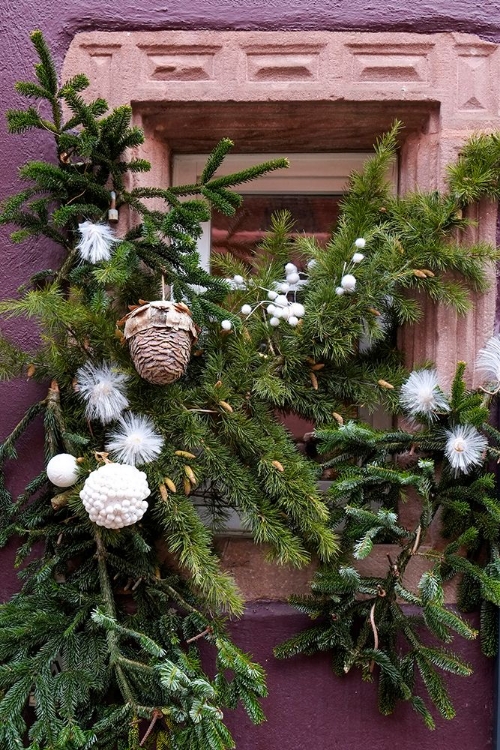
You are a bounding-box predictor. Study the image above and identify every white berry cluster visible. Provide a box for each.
[80,462,150,529]
[336,238,366,296]
[221,263,307,331]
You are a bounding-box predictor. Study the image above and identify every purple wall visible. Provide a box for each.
[1,2,499,747]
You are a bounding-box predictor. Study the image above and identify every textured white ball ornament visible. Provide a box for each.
[335,286,345,296]
[221,320,232,331]
[352,253,364,264]
[47,453,79,488]
[278,282,290,293]
[233,275,244,285]
[285,262,297,273]
[80,463,150,529]
[269,317,281,327]
[267,304,276,315]
[288,316,299,327]
[267,290,278,301]
[286,272,300,285]
[341,274,357,292]
[241,304,252,315]
[355,237,366,249]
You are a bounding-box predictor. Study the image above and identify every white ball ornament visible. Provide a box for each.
[241,304,252,315]
[288,316,299,327]
[267,304,276,315]
[267,290,278,301]
[352,253,364,263]
[340,274,357,292]
[275,294,289,308]
[233,275,244,285]
[273,307,284,318]
[221,320,232,331]
[335,286,345,296]
[269,317,281,327]
[80,463,150,529]
[286,272,300,285]
[285,262,297,273]
[278,282,290,293]
[280,306,291,319]
[289,302,305,318]
[355,238,366,249]
[46,453,79,488]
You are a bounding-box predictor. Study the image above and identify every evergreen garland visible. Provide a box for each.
[0,31,500,747]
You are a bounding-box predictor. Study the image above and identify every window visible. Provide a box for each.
[173,153,397,269]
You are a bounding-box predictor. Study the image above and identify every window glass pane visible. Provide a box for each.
[211,194,341,263]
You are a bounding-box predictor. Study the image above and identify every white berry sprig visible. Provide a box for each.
[335,238,366,296]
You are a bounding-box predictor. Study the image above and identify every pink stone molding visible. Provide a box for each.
[64,30,500,388]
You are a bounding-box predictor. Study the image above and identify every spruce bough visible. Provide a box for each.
[0,30,500,747]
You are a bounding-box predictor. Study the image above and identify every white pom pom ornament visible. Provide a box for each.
[80,463,150,529]
[47,453,79,488]
[341,274,357,292]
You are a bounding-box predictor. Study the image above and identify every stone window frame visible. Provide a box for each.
[64,29,499,390]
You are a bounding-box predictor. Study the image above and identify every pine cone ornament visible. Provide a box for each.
[124,301,198,385]
[80,462,150,529]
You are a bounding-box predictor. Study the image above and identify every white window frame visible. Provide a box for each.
[173,153,398,270]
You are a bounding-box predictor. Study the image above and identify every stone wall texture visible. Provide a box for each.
[2,3,500,747]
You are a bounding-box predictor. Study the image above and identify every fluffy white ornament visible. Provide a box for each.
[241,304,252,315]
[268,290,278,301]
[286,272,300,285]
[47,453,79,488]
[106,412,164,466]
[288,316,299,327]
[76,221,119,264]
[267,304,276,315]
[273,307,284,319]
[269,317,280,327]
[335,287,345,296]
[444,425,488,475]
[476,335,500,387]
[352,253,364,263]
[285,262,297,273]
[289,302,305,318]
[76,362,129,424]
[340,274,356,292]
[233,275,244,285]
[221,320,232,331]
[400,369,450,419]
[80,462,150,529]
[280,306,290,319]
[278,282,290,293]
[354,237,366,249]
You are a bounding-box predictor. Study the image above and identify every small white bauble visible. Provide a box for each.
[352,253,364,264]
[288,316,299,327]
[221,319,232,331]
[269,317,281,327]
[278,282,290,293]
[80,463,150,529]
[280,306,291,319]
[335,286,345,296]
[285,262,297,273]
[354,238,366,249]
[340,274,356,292]
[275,294,289,308]
[46,453,79,488]
[241,304,252,315]
[233,275,244,285]
[289,302,305,318]
[273,307,284,319]
[286,272,300,285]
[267,304,276,315]
[267,290,278,301]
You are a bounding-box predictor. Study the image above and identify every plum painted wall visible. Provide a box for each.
[1,2,499,747]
